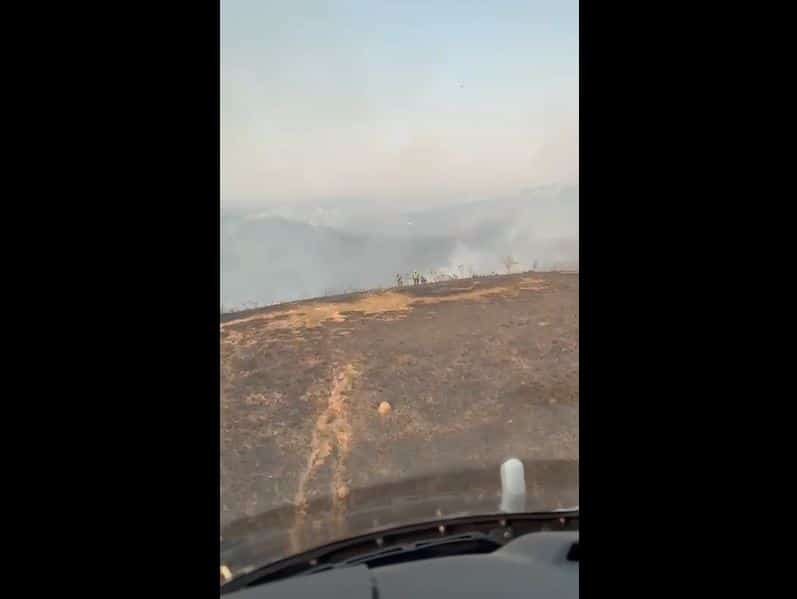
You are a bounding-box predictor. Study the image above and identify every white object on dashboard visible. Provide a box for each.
[499,458,527,513]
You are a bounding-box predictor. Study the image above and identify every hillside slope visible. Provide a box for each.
[221,272,579,530]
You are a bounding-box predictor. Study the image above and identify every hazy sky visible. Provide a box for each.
[222,0,578,206]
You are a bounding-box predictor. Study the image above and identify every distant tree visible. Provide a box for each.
[501,255,518,274]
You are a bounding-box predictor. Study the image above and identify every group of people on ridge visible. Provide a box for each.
[395,271,427,287]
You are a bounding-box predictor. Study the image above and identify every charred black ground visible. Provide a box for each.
[221,272,578,529]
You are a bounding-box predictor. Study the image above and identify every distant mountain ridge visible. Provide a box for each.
[221,184,578,309]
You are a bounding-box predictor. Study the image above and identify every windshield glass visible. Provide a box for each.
[221,0,578,578]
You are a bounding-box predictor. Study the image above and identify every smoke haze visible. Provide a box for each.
[222,1,578,309]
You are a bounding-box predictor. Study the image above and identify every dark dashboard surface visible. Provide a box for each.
[227,531,578,599]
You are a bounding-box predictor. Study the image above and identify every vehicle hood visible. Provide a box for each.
[221,458,578,579]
